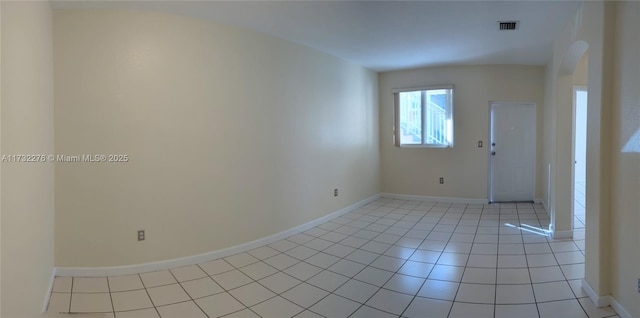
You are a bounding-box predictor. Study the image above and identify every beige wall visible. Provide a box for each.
[543,1,612,300]
[610,1,640,316]
[379,65,545,200]
[574,53,589,86]
[1,1,55,317]
[542,61,556,210]
[54,10,380,267]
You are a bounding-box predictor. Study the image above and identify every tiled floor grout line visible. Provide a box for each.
[446,203,486,318]
[191,201,399,317]
[137,273,162,318]
[51,198,617,318]
[492,204,501,318]
[106,276,116,315]
[68,277,74,313]
[233,268,306,317]
[167,268,211,318]
[216,228,350,315]
[547,228,591,318]
[199,258,282,318]
[290,204,402,314]
[399,203,473,318]
[517,204,543,318]
[303,201,436,317]
[360,201,580,316]
[326,229,407,314]
[347,202,452,317]
[271,202,406,317]
[535,199,588,315]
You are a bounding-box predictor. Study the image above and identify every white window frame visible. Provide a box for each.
[393,85,454,148]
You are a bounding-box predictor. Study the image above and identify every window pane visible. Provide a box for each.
[425,89,449,146]
[399,91,422,144]
[394,87,453,147]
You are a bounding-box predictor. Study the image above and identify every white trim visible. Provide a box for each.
[533,198,548,214]
[580,259,632,318]
[55,194,381,277]
[397,144,450,149]
[42,268,56,312]
[580,280,632,318]
[610,297,632,318]
[581,279,610,307]
[391,84,453,94]
[382,193,488,205]
[552,229,574,239]
[537,198,550,213]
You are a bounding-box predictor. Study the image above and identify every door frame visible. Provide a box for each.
[572,85,588,228]
[487,101,537,203]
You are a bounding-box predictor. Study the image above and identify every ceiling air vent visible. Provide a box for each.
[499,21,519,30]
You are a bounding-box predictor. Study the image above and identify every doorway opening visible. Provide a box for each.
[573,87,588,230]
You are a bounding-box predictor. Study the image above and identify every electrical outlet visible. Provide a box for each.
[138,230,145,241]
[334,189,339,197]
[439,177,444,184]
[478,140,483,148]
[637,278,640,293]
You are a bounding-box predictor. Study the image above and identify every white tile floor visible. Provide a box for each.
[47,198,619,318]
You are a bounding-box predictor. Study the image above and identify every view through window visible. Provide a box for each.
[394,87,453,147]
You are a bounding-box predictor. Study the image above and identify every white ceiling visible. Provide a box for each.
[52,1,582,72]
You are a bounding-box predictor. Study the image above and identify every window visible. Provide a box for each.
[393,86,453,147]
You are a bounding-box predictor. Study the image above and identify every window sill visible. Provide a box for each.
[397,144,453,149]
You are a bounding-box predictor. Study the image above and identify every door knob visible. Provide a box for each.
[492,142,496,146]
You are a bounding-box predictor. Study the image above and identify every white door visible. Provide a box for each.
[490,102,536,202]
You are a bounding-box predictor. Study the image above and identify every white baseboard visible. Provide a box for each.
[42,268,57,312]
[56,194,381,277]
[582,278,632,318]
[581,279,611,307]
[581,279,632,318]
[552,229,574,239]
[610,297,632,318]
[533,198,549,213]
[381,193,488,205]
